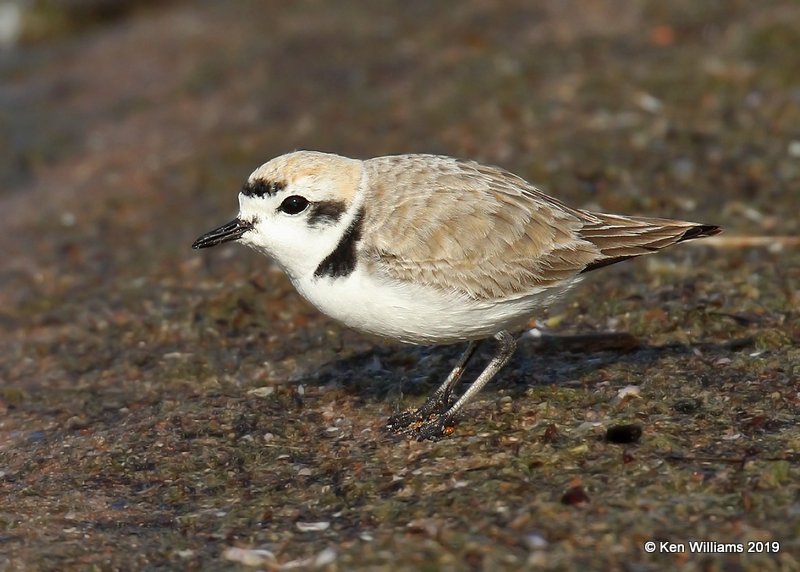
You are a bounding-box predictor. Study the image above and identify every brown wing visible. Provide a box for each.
[360,155,719,300]
[360,155,600,300]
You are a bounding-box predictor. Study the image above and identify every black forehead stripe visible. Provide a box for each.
[307,200,347,227]
[241,180,271,197]
[241,179,286,198]
[314,206,365,279]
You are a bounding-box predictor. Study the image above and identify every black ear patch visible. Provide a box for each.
[308,200,347,227]
[242,179,286,198]
[314,207,365,279]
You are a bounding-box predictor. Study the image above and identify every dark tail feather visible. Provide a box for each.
[579,213,721,274]
[676,224,722,242]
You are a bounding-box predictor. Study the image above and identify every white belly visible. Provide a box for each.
[291,267,577,344]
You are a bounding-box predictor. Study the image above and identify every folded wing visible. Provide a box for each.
[361,156,719,300]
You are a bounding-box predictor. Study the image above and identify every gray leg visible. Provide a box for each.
[386,340,480,432]
[414,330,517,441]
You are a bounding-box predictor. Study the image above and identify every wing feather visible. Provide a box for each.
[358,155,719,300]
[360,155,598,300]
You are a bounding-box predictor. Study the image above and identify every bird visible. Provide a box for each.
[192,150,720,440]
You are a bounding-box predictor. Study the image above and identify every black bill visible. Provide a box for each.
[191,218,253,249]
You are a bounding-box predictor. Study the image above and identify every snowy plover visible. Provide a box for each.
[192,151,720,440]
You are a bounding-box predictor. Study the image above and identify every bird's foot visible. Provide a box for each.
[386,393,451,433]
[411,415,457,441]
[385,410,420,432]
[386,411,457,441]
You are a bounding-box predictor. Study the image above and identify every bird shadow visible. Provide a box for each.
[296,332,754,405]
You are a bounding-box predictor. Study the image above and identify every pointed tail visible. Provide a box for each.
[578,212,721,274]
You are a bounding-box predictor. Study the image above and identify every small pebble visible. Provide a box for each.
[605,424,643,444]
[561,486,590,506]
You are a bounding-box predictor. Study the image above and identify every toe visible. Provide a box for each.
[414,416,456,441]
[386,411,416,432]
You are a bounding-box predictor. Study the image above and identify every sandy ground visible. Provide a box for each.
[1,1,798,570]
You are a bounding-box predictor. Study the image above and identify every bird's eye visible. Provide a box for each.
[278,195,309,215]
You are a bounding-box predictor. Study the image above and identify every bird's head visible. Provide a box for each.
[192,151,363,279]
